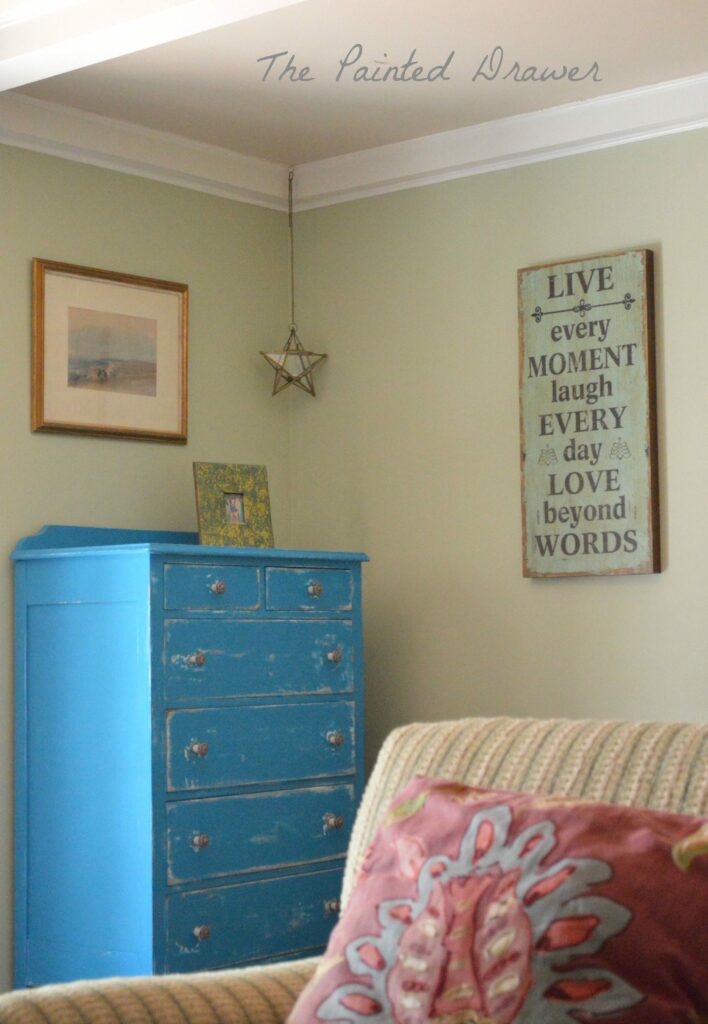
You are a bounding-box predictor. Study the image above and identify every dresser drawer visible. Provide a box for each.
[164,619,353,699]
[166,867,342,972]
[163,563,261,611]
[166,701,355,792]
[166,783,354,884]
[265,567,353,612]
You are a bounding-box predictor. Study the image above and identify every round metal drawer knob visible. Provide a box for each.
[326,730,344,748]
[193,925,211,941]
[187,651,206,667]
[307,581,323,598]
[323,898,341,917]
[210,580,226,594]
[192,833,210,850]
[190,741,209,758]
[327,648,343,664]
[324,813,344,831]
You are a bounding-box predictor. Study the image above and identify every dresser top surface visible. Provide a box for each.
[12,525,369,563]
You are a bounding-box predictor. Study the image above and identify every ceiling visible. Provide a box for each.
[0,0,706,209]
[3,0,708,165]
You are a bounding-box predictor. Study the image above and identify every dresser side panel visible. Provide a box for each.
[18,552,153,985]
[14,562,29,988]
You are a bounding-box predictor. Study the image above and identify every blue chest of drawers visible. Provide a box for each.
[13,526,367,987]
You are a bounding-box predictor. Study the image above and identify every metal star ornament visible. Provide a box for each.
[260,169,327,396]
[261,324,327,396]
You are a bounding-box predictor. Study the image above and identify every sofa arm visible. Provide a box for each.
[0,958,318,1024]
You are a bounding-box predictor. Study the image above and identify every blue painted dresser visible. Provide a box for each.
[13,526,367,987]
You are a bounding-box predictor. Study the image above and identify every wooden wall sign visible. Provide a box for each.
[518,249,659,578]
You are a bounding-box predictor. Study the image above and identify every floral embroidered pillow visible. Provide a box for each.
[288,777,708,1024]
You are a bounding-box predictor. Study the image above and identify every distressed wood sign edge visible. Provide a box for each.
[518,247,660,579]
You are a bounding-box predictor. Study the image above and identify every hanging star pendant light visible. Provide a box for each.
[260,169,327,396]
[261,324,326,395]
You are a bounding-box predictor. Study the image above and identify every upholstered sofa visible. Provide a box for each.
[1,715,706,1024]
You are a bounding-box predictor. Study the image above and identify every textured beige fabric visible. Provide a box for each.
[341,716,708,906]
[0,959,318,1024]
[1,715,705,1024]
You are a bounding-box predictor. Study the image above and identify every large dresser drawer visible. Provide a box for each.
[166,701,355,792]
[166,783,354,884]
[164,563,261,611]
[166,867,342,972]
[164,619,353,699]
[266,567,353,612]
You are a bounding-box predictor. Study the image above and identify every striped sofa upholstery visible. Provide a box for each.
[1,716,706,1024]
[341,716,708,907]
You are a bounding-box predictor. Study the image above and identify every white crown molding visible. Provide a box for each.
[0,92,289,209]
[1,73,706,212]
[294,73,708,209]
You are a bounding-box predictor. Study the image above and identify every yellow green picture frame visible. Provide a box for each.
[193,462,274,547]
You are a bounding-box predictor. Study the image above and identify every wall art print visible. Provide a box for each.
[518,248,659,577]
[32,258,188,443]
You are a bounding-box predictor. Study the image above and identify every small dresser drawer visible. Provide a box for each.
[166,867,342,972]
[164,619,353,699]
[166,783,354,884]
[266,567,353,612]
[164,563,260,611]
[166,701,355,792]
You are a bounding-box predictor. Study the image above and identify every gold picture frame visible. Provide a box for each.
[193,462,274,547]
[32,258,188,443]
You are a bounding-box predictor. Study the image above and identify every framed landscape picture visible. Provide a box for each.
[32,258,188,442]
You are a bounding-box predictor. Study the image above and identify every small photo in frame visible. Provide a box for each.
[224,493,245,525]
[32,258,188,443]
[193,462,274,547]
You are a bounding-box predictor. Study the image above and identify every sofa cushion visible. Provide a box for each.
[289,776,708,1023]
[342,718,708,910]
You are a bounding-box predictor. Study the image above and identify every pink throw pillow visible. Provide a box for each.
[289,777,708,1023]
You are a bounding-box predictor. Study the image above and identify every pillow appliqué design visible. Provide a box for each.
[316,802,639,1023]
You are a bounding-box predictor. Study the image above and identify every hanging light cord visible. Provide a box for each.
[288,168,296,329]
[259,165,326,396]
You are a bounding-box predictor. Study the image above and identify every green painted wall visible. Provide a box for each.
[0,144,290,991]
[290,129,708,767]
[2,128,707,994]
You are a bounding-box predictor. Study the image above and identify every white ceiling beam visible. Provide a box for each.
[0,1,88,32]
[0,0,310,91]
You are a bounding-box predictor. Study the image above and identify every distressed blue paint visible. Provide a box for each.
[166,784,356,884]
[166,868,344,972]
[15,525,368,563]
[13,526,367,986]
[164,618,354,700]
[265,567,354,612]
[167,702,356,791]
[13,524,198,550]
[163,563,262,611]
